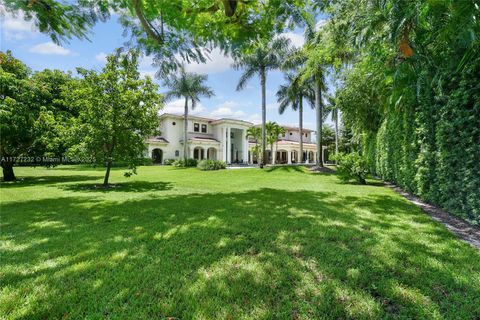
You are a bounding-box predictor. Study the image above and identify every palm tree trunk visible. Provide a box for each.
[334,109,339,163]
[315,76,323,167]
[299,96,303,164]
[184,97,188,162]
[260,67,266,168]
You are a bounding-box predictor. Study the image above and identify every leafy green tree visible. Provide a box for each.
[0,51,35,181]
[4,1,313,76]
[163,68,214,162]
[0,51,79,181]
[276,72,314,163]
[1,0,111,44]
[67,49,162,186]
[233,37,291,167]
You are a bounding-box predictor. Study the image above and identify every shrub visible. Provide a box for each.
[163,159,175,165]
[197,159,226,171]
[333,152,369,184]
[172,158,198,167]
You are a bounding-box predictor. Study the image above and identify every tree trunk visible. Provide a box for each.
[315,76,323,167]
[260,67,267,168]
[1,161,16,181]
[103,160,112,186]
[299,96,303,164]
[334,108,339,163]
[184,97,189,162]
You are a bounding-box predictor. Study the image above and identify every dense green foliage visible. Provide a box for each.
[197,159,226,171]
[2,166,479,319]
[333,152,369,185]
[163,159,176,165]
[325,1,480,224]
[66,50,161,186]
[173,158,198,167]
[0,51,76,180]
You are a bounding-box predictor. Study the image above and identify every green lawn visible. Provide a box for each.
[1,166,479,319]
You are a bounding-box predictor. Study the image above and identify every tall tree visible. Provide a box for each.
[0,51,35,181]
[324,93,340,162]
[163,68,214,162]
[67,49,161,186]
[276,72,315,163]
[233,37,291,168]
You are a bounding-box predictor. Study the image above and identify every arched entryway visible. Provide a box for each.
[276,149,288,164]
[152,148,163,164]
[291,150,299,163]
[207,147,217,160]
[193,147,205,160]
[308,151,314,163]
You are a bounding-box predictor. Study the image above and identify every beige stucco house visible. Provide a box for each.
[147,113,325,165]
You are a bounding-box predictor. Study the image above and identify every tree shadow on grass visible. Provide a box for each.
[60,181,174,193]
[0,175,103,188]
[1,189,479,319]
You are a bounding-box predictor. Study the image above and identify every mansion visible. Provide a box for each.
[147,113,326,165]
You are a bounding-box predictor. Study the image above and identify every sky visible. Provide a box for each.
[0,9,331,130]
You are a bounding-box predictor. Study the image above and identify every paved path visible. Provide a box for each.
[386,183,480,250]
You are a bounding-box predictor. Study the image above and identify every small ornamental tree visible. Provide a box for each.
[68,49,161,186]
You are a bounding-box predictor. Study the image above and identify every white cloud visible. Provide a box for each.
[282,32,305,48]
[29,42,72,55]
[163,98,205,115]
[208,100,246,119]
[210,107,245,118]
[95,52,107,62]
[182,48,233,74]
[0,8,39,40]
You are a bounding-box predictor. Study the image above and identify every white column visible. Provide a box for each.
[242,129,247,163]
[189,145,194,159]
[249,149,253,164]
[222,127,227,162]
[287,150,292,164]
[227,127,231,164]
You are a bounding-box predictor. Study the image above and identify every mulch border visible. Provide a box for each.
[384,182,480,250]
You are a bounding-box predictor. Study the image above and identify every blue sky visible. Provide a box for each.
[1,9,330,130]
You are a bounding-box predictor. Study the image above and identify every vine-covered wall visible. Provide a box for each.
[365,62,480,224]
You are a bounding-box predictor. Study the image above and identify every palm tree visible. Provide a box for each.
[276,72,315,163]
[265,121,285,164]
[233,37,291,168]
[246,126,261,164]
[325,93,340,161]
[163,68,214,161]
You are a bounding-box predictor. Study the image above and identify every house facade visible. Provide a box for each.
[147,113,325,165]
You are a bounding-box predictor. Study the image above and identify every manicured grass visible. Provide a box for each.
[1,165,479,319]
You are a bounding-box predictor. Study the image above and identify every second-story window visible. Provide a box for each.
[201,124,207,133]
[194,123,200,132]
[305,133,308,137]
